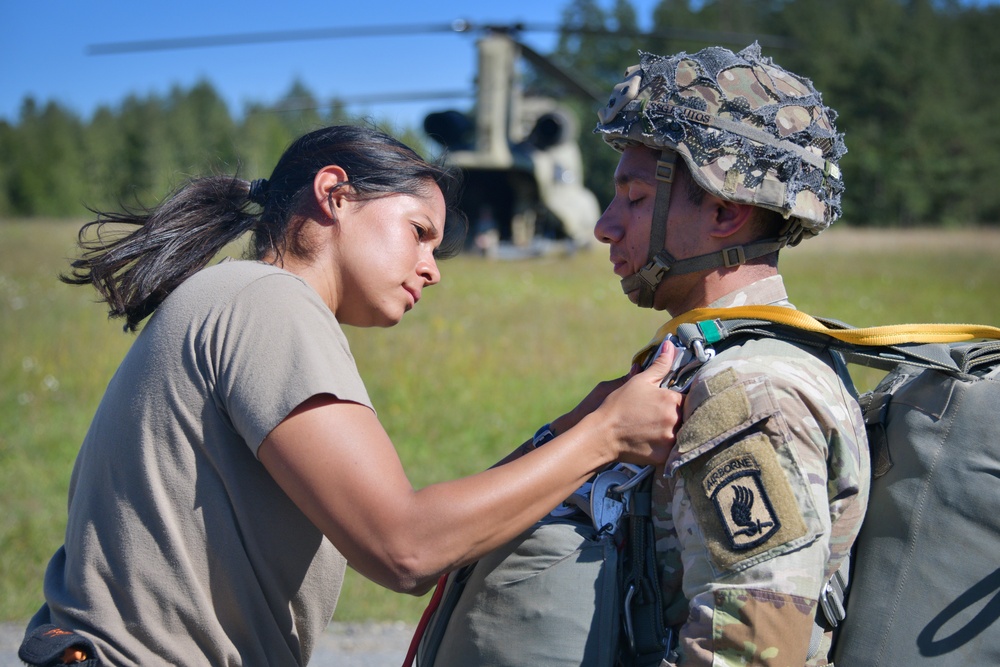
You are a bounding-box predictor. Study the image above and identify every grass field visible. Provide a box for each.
[2,221,998,623]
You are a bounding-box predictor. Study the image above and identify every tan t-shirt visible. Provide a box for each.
[29,261,372,666]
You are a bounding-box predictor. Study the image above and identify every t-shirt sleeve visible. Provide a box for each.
[206,272,373,456]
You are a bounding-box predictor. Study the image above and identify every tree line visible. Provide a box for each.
[553,0,1000,227]
[2,0,999,226]
[0,82,423,220]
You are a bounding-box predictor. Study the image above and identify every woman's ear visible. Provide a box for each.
[314,165,351,221]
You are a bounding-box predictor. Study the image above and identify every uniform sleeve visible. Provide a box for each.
[205,272,373,456]
[653,340,868,666]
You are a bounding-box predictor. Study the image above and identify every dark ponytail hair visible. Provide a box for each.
[63,125,466,331]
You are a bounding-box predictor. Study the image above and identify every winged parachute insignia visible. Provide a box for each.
[730,484,774,538]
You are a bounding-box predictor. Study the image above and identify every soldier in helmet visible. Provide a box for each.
[594,44,869,665]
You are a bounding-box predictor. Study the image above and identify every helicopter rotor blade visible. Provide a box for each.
[87,19,793,56]
[87,20,474,55]
[344,90,472,105]
[515,40,605,105]
[247,90,473,116]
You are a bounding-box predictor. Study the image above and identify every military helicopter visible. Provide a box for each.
[88,20,787,254]
[89,20,605,254]
[420,22,604,253]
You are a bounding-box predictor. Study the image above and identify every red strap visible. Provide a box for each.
[401,574,449,667]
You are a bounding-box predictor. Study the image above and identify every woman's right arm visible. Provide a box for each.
[259,346,682,595]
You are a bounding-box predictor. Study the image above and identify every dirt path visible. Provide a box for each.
[0,621,416,667]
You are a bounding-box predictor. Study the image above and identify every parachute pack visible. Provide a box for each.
[664,306,1000,665]
[409,467,665,667]
[407,306,1000,666]
[406,341,694,667]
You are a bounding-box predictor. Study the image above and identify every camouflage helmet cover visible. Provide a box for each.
[596,43,846,241]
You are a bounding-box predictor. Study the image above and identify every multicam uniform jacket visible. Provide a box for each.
[648,276,869,667]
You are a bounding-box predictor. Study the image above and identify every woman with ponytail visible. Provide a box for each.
[21,125,682,666]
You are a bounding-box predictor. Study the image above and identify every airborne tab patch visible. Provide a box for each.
[683,433,809,571]
[703,453,779,550]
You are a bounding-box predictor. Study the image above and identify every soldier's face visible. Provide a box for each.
[594,145,706,307]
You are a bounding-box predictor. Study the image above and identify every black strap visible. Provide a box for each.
[622,475,676,665]
[646,154,676,277]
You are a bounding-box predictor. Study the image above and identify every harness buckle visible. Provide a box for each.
[637,256,671,290]
[722,245,747,268]
[819,568,847,627]
[589,469,631,534]
[655,160,675,183]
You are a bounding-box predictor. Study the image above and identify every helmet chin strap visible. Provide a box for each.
[619,149,788,309]
[619,150,678,308]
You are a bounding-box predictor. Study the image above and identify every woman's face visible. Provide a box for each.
[333,186,446,328]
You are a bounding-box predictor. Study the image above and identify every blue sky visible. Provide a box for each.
[4,1,996,134]
[0,0,664,132]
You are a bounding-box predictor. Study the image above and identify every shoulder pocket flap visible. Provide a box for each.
[667,374,777,476]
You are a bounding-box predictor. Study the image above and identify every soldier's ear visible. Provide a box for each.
[709,199,755,240]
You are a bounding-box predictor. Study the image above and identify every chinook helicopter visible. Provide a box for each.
[88,20,607,253]
[420,22,603,252]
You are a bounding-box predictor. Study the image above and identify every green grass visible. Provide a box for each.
[2,221,998,623]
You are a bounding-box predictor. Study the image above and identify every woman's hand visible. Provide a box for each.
[582,343,683,467]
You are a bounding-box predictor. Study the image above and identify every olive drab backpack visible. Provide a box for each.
[405,465,673,667]
[664,306,1000,666]
[409,514,624,667]
[404,305,1000,667]
[404,338,702,667]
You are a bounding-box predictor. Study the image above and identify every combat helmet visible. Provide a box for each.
[595,43,846,308]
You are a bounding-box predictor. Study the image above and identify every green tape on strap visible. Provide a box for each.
[697,319,724,344]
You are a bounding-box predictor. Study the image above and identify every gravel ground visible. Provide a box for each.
[0,621,416,667]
